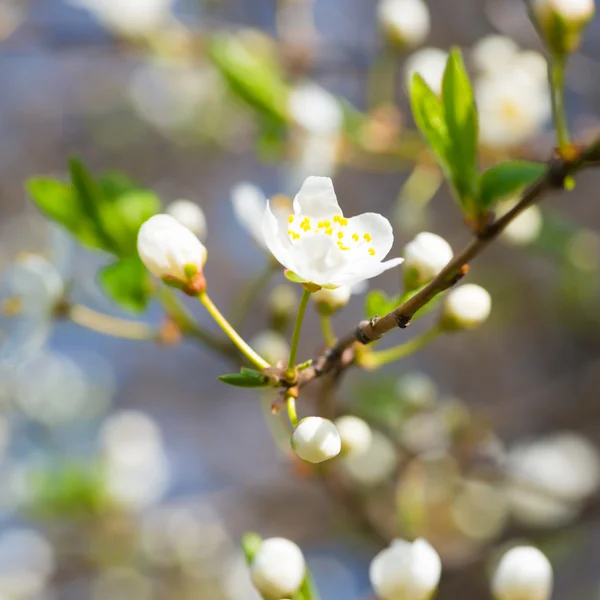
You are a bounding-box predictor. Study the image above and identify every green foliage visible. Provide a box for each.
[293,571,321,600]
[208,34,290,125]
[27,158,161,313]
[241,532,263,564]
[441,48,479,213]
[480,161,546,209]
[99,257,151,313]
[26,461,113,520]
[219,368,270,388]
[364,288,440,320]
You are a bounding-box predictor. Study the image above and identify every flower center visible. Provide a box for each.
[287,214,376,257]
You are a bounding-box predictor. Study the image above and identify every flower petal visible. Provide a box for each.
[289,234,348,286]
[261,202,295,271]
[330,257,404,288]
[293,176,343,218]
[347,212,395,259]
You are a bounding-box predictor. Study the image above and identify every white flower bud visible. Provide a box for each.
[268,284,298,317]
[532,0,595,54]
[472,35,519,75]
[378,0,431,48]
[291,417,341,464]
[501,205,542,246]
[405,48,448,95]
[334,416,373,457]
[492,546,553,600]
[403,232,453,288]
[311,286,352,315]
[396,372,437,409]
[250,537,306,600]
[165,200,207,241]
[343,431,398,487]
[370,538,442,600]
[441,284,492,330]
[249,330,290,366]
[137,215,207,291]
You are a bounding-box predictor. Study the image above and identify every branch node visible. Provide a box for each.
[355,321,377,344]
[395,314,411,329]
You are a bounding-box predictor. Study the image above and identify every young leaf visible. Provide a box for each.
[409,73,451,175]
[26,178,106,249]
[219,370,269,388]
[479,161,546,209]
[442,48,479,213]
[365,290,391,319]
[99,256,151,313]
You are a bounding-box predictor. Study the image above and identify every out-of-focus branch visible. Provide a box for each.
[281,137,600,390]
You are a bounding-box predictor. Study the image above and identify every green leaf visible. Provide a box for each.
[293,569,321,600]
[409,73,451,176]
[219,369,269,388]
[208,35,290,124]
[99,256,151,313]
[480,161,546,209]
[365,290,390,319]
[26,178,106,249]
[442,48,479,213]
[241,532,263,564]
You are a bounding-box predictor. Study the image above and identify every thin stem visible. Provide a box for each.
[320,314,336,347]
[550,54,571,150]
[362,326,442,369]
[230,260,279,329]
[286,394,299,428]
[288,289,311,368]
[156,287,238,359]
[199,292,270,369]
[67,305,157,340]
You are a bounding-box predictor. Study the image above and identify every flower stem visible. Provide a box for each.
[288,289,311,368]
[286,394,298,428]
[67,305,157,340]
[199,292,270,369]
[361,326,442,369]
[320,314,336,346]
[550,53,571,151]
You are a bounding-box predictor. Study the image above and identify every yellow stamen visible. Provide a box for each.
[337,241,350,251]
[288,215,294,224]
[337,232,344,239]
[364,233,372,242]
[352,233,360,242]
[325,228,333,236]
[368,247,376,256]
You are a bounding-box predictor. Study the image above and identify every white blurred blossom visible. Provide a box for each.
[292,417,341,464]
[312,285,352,314]
[500,203,543,246]
[442,284,492,330]
[334,415,373,457]
[100,410,170,509]
[472,35,519,74]
[377,0,431,48]
[396,372,437,409]
[403,232,453,287]
[492,546,552,600]
[405,48,448,95]
[343,430,398,486]
[289,82,343,136]
[249,330,290,365]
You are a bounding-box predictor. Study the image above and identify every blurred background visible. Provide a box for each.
[2,0,600,598]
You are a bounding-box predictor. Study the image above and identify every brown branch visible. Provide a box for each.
[284,137,600,389]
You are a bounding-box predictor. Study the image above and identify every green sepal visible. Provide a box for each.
[284,270,306,284]
[241,532,263,564]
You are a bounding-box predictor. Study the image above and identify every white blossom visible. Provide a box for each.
[492,546,552,600]
[472,35,519,75]
[343,430,398,486]
[501,204,543,246]
[334,416,373,457]
[403,232,453,287]
[312,285,352,313]
[396,372,437,409]
[369,538,442,600]
[289,82,343,135]
[165,200,207,241]
[442,284,492,329]
[137,214,207,287]
[476,72,551,149]
[262,176,403,288]
[377,0,431,48]
[250,537,306,599]
[69,0,173,37]
[249,330,290,366]
[291,417,342,463]
[405,48,448,95]
[533,0,595,53]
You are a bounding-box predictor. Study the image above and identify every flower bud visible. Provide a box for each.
[403,232,453,289]
[378,0,431,49]
[369,538,442,600]
[311,286,352,315]
[532,0,595,55]
[249,330,290,366]
[492,546,553,600]
[137,215,207,294]
[250,537,306,600]
[291,417,341,464]
[165,200,207,241]
[343,431,398,487]
[501,204,542,246]
[441,284,491,330]
[334,416,373,457]
[405,48,448,95]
